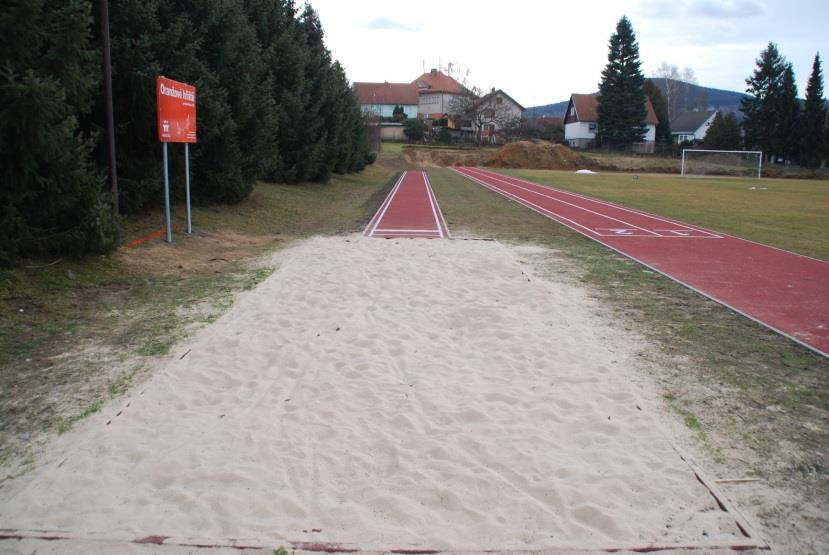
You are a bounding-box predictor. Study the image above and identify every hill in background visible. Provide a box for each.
[525,79,751,119]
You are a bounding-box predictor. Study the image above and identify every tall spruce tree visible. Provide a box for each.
[644,79,671,144]
[1,0,115,264]
[597,16,647,148]
[704,112,742,150]
[800,53,826,168]
[741,42,787,159]
[777,63,801,160]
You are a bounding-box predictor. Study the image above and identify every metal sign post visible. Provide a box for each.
[185,143,192,234]
[163,142,172,243]
[156,76,197,243]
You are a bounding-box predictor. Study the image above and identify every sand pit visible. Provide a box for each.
[0,237,760,553]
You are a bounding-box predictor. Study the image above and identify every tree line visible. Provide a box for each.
[595,17,827,167]
[0,0,372,266]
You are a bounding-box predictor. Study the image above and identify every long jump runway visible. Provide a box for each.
[365,170,450,239]
[453,166,829,357]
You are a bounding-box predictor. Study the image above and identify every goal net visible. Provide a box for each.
[681,149,763,179]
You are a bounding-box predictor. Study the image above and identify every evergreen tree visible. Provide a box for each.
[404,119,425,142]
[644,79,671,144]
[597,16,647,148]
[1,0,115,264]
[777,63,800,160]
[741,42,787,158]
[704,112,742,150]
[800,53,826,168]
[244,0,305,182]
[392,104,405,122]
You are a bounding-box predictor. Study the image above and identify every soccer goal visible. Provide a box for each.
[681,149,763,179]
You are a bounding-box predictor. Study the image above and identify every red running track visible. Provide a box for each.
[365,170,450,239]
[453,166,829,357]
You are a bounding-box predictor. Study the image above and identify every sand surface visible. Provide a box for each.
[0,237,758,553]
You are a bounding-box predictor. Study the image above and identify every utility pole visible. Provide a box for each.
[99,0,118,220]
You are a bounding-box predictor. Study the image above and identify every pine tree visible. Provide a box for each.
[800,53,826,168]
[741,42,787,158]
[704,112,742,150]
[597,16,647,148]
[1,0,115,264]
[777,63,800,161]
[644,79,671,144]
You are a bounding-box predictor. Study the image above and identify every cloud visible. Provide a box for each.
[691,0,766,18]
[365,17,422,32]
[637,0,765,20]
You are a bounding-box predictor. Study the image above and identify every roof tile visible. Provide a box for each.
[353,82,419,106]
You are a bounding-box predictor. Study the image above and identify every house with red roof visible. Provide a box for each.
[353,69,524,142]
[411,68,468,120]
[563,93,659,152]
[353,82,419,119]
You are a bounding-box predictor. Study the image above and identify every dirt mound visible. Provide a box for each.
[486,141,598,171]
[401,147,490,168]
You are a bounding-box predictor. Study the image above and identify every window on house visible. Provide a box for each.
[496,97,503,104]
[588,123,597,132]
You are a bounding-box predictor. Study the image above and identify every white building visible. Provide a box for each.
[563,93,659,152]
[469,89,525,143]
[412,69,467,120]
[671,110,718,144]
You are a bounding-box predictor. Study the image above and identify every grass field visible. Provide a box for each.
[428,168,828,499]
[499,169,829,260]
[0,164,396,470]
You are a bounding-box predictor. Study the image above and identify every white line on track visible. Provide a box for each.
[373,229,442,234]
[422,170,444,238]
[366,171,407,237]
[423,171,451,239]
[460,167,663,237]
[452,168,606,236]
[469,167,722,238]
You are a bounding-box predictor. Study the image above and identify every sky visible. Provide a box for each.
[308,0,829,108]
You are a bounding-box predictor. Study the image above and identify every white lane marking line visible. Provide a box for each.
[366,171,406,237]
[422,170,444,238]
[474,168,714,234]
[368,171,407,237]
[654,229,722,238]
[462,167,661,237]
[423,171,451,239]
[373,229,442,233]
[451,168,601,236]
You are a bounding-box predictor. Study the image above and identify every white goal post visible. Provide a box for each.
[681,149,763,179]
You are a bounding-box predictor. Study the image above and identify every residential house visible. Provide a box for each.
[353,82,419,119]
[353,82,419,140]
[412,69,467,124]
[563,93,659,152]
[671,110,717,144]
[469,89,525,143]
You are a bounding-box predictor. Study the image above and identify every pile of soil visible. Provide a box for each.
[401,147,489,168]
[486,141,599,171]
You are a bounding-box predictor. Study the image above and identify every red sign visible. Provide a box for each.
[156,76,196,143]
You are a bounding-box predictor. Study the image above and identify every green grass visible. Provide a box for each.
[500,169,829,260]
[429,167,829,487]
[0,165,396,469]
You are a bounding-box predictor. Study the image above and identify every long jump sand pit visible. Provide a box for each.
[0,237,763,553]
